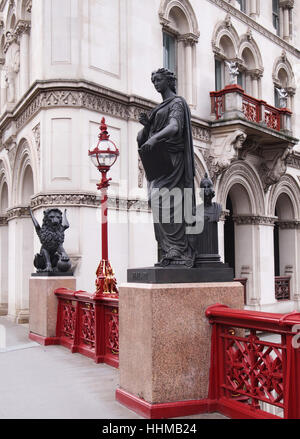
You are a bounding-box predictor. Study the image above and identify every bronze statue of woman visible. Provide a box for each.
[137,68,196,267]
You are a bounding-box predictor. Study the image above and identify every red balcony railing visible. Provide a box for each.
[210,85,291,132]
[275,276,291,301]
[54,288,119,368]
[206,304,300,419]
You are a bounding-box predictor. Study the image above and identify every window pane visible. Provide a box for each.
[237,72,244,89]
[272,0,280,35]
[163,33,176,73]
[215,59,222,91]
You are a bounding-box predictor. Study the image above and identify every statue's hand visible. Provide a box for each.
[140,137,156,153]
[139,112,150,127]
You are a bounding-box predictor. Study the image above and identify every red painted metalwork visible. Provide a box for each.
[206,304,300,419]
[275,276,291,301]
[210,86,292,132]
[88,117,119,298]
[54,288,119,367]
[116,388,213,419]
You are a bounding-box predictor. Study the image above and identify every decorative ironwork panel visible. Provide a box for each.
[222,329,285,410]
[79,303,96,348]
[61,300,76,339]
[275,277,290,301]
[265,109,280,131]
[242,99,259,123]
[105,306,119,356]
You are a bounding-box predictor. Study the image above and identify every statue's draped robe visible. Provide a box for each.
[139,95,196,263]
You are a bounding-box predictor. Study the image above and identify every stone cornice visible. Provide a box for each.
[29,192,151,213]
[207,0,300,59]
[0,79,211,144]
[7,206,30,220]
[233,215,277,225]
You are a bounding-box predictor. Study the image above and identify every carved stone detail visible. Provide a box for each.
[7,206,31,220]
[32,123,40,163]
[206,129,247,181]
[277,220,300,229]
[138,156,144,188]
[259,147,292,192]
[233,215,277,226]
[0,215,8,226]
[286,151,300,169]
[30,193,100,209]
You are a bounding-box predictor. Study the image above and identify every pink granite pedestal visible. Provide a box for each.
[29,276,76,345]
[116,282,244,418]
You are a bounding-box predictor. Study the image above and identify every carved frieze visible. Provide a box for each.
[30,193,100,209]
[233,215,277,226]
[7,206,31,220]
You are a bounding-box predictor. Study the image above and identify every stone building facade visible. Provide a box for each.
[0,0,300,322]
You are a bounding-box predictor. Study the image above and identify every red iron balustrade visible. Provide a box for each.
[210,86,291,132]
[275,276,291,301]
[54,288,119,368]
[206,304,300,419]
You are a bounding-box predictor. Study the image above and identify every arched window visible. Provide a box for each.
[159,0,199,106]
[273,53,295,112]
[238,35,263,99]
[212,19,239,91]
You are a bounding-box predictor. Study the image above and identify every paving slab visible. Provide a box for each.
[0,317,227,420]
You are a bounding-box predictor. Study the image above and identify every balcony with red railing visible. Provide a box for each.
[210,85,292,134]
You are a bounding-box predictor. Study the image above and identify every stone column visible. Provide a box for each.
[16,20,31,97]
[7,207,33,323]
[0,216,8,315]
[278,220,300,303]
[233,215,277,311]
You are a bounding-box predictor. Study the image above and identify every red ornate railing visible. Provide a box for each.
[210,85,291,132]
[54,288,119,368]
[275,276,291,301]
[206,304,300,419]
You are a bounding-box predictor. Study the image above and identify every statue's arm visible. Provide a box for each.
[62,209,69,230]
[30,208,40,231]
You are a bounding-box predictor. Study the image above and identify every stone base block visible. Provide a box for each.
[29,276,76,338]
[127,265,233,284]
[118,282,244,409]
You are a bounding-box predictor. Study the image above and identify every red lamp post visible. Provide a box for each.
[88,117,119,297]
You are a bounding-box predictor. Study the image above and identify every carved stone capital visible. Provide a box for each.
[14,20,31,37]
[7,206,31,220]
[279,0,294,9]
[277,220,300,229]
[233,215,277,226]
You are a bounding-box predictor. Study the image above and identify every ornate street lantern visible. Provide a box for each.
[88,117,119,297]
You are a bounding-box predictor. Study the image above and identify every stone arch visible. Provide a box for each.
[159,0,199,105]
[216,161,265,215]
[238,34,263,72]
[194,150,208,187]
[6,1,17,32]
[268,174,300,219]
[273,54,295,90]
[212,18,239,59]
[18,0,32,21]
[12,138,36,206]
[159,0,200,39]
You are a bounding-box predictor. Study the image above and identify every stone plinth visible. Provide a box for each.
[29,276,76,340]
[118,282,243,410]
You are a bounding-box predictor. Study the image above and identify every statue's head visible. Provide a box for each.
[43,208,63,229]
[151,68,177,94]
[200,173,215,206]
